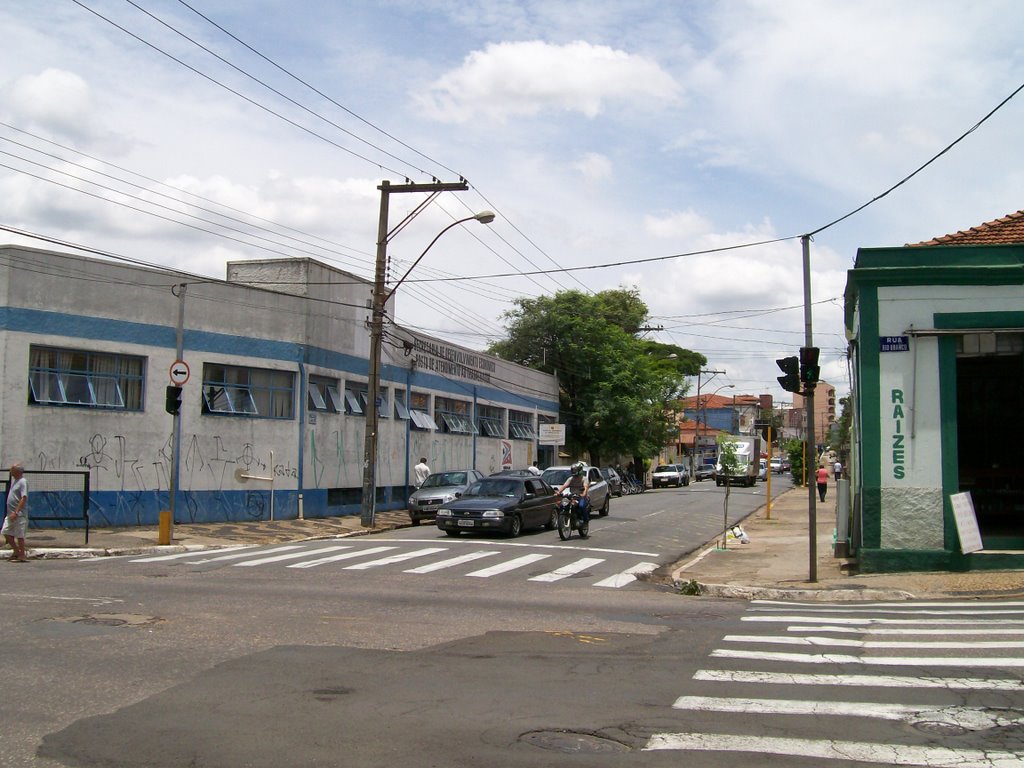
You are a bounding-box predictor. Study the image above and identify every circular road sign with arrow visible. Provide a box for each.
[169,360,191,386]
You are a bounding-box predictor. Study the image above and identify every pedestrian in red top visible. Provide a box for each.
[815,464,829,502]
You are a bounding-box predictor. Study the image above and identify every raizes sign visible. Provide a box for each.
[413,339,496,383]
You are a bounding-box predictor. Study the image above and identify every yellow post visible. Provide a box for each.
[765,425,772,520]
[158,510,172,545]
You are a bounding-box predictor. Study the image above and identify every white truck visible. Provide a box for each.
[714,435,761,487]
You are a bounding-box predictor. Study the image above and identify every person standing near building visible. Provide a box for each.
[833,459,843,483]
[527,461,542,476]
[816,463,830,503]
[414,457,431,488]
[3,463,29,562]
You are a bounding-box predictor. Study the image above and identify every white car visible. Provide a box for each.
[541,465,611,516]
[652,463,690,488]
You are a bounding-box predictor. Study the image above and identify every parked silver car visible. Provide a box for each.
[541,464,611,516]
[407,469,484,525]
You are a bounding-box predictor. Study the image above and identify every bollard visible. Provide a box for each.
[298,493,304,521]
[158,510,172,545]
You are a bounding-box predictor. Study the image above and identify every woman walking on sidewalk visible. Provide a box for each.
[815,464,829,503]
[3,463,29,562]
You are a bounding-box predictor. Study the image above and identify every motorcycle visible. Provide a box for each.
[556,489,590,541]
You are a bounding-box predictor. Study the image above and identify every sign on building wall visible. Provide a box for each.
[501,440,513,469]
[539,423,565,446]
[886,386,909,480]
[950,492,984,554]
[879,335,909,352]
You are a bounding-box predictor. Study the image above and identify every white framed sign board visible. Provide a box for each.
[949,491,984,554]
[538,423,565,446]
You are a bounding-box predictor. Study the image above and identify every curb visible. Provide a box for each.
[685,582,915,602]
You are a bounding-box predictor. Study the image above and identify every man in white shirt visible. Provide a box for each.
[414,457,431,487]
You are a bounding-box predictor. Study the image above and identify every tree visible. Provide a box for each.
[716,434,739,548]
[489,288,705,465]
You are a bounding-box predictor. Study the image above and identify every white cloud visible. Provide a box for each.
[416,40,680,123]
[644,209,713,240]
[6,68,96,139]
[572,152,612,181]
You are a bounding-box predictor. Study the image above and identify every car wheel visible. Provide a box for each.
[546,508,558,530]
[683,478,689,487]
[600,494,610,517]
[410,516,421,526]
[444,530,460,537]
[508,514,522,538]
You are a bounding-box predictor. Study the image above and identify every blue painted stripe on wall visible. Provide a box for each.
[2,307,559,411]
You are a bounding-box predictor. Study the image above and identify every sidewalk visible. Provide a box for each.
[8,487,1024,601]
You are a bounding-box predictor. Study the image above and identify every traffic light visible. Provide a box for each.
[776,356,800,393]
[800,346,820,385]
[165,385,183,415]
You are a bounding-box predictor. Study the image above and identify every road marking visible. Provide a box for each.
[724,633,1024,649]
[751,605,1024,616]
[184,548,271,564]
[289,546,393,568]
[711,648,1024,667]
[593,561,658,588]
[692,669,1024,690]
[754,599,1024,609]
[671,695,1024,729]
[131,545,287,563]
[233,545,351,566]
[788,625,1024,635]
[644,732,1023,766]
[743,615,1024,626]
[466,553,551,577]
[342,547,448,570]
[403,550,500,573]
[529,557,605,582]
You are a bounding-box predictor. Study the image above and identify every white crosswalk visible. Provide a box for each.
[123,541,659,588]
[647,599,1024,766]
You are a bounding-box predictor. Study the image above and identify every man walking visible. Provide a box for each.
[3,463,29,562]
[833,459,843,483]
[414,457,431,488]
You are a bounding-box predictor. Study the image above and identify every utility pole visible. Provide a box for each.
[361,179,469,527]
[801,234,818,583]
[692,368,726,476]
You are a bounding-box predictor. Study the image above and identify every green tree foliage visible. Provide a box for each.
[489,288,705,464]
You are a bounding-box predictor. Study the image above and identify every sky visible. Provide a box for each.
[3,0,1024,405]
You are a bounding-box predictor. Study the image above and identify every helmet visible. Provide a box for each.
[571,461,585,476]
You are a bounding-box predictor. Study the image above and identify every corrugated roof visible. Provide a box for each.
[909,209,1024,246]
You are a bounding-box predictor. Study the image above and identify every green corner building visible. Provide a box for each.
[845,210,1024,572]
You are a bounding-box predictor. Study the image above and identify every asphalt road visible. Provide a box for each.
[10,480,1020,767]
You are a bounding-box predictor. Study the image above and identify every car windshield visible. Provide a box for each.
[466,479,520,497]
[655,465,677,473]
[542,469,571,486]
[421,472,467,488]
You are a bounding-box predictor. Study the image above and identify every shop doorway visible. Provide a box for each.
[956,347,1024,549]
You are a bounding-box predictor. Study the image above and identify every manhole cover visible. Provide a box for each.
[914,721,969,736]
[520,730,630,753]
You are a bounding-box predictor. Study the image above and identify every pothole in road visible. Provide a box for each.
[520,730,631,753]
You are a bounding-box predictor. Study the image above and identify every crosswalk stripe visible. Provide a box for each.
[287,547,396,568]
[466,553,550,577]
[692,669,1024,691]
[233,545,351,566]
[643,732,1022,766]
[724,633,1024,649]
[744,615,1024,626]
[788,625,1024,635]
[130,548,286,565]
[712,648,1024,667]
[342,547,448,570]
[183,548,268,564]
[529,557,605,582]
[671,695,1024,729]
[592,561,658,588]
[403,551,500,574]
[753,599,1024,609]
[751,605,1024,616]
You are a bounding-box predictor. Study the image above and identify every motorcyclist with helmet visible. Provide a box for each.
[554,461,590,537]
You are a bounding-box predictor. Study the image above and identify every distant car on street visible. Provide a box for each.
[651,463,690,488]
[407,469,484,526]
[600,467,623,497]
[758,459,768,481]
[435,474,557,537]
[694,462,715,482]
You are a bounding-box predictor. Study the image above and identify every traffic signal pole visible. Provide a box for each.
[801,234,817,583]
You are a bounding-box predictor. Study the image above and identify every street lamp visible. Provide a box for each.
[703,384,735,438]
[360,209,495,527]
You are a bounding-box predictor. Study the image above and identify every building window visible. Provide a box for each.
[508,410,536,440]
[202,364,294,419]
[409,391,438,431]
[477,404,504,437]
[435,396,476,434]
[308,375,342,413]
[344,380,367,415]
[394,389,410,420]
[28,346,145,410]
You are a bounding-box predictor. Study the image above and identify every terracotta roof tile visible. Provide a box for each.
[908,209,1024,246]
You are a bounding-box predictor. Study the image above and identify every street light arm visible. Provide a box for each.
[384,211,495,301]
